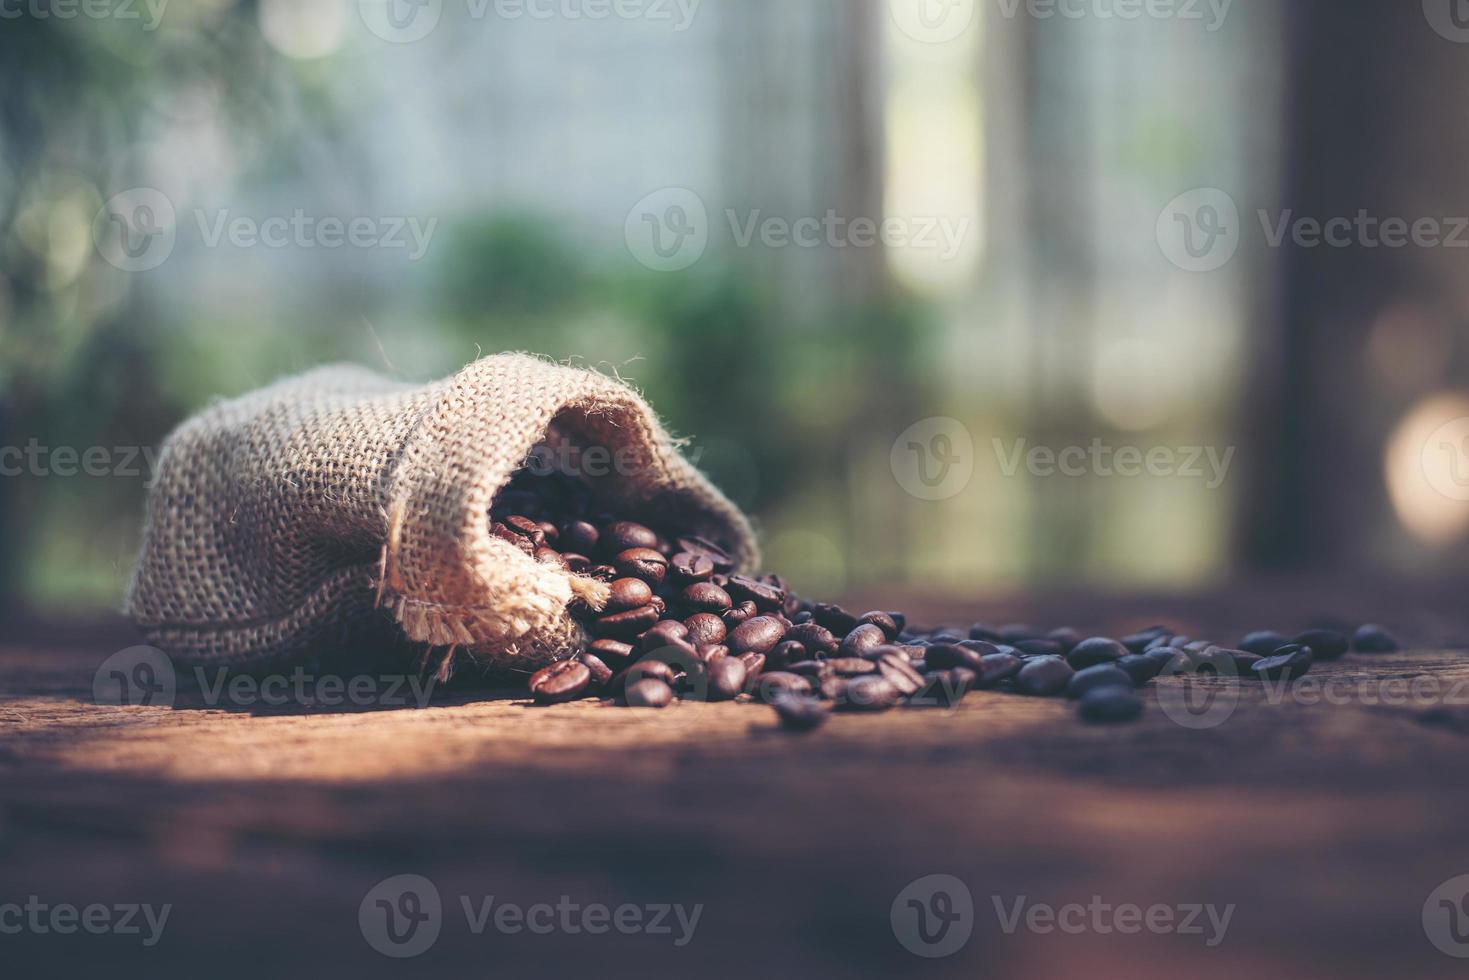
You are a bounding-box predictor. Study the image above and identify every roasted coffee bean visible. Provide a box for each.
[1114,654,1164,686]
[603,521,659,554]
[1064,637,1127,670]
[1046,627,1083,653]
[826,657,878,677]
[675,535,735,572]
[839,623,887,657]
[728,616,788,657]
[707,657,747,701]
[977,652,1023,687]
[536,520,560,541]
[1014,656,1074,697]
[613,548,669,587]
[649,595,666,614]
[767,640,806,669]
[533,546,569,569]
[929,630,966,645]
[784,622,839,656]
[587,564,619,582]
[505,514,546,543]
[959,638,1001,655]
[811,603,860,637]
[1121,626,1173,652]
[911,667,975,707]
[1066,664,1134,700]
[772,695,828,732]
[725,574,785,611]
[694,643,729,665]
[753,671,813,702]
[792,610,813,624]
[562,553,592,573]
[683,612,728,646]
[624,677,673,708]
[722,600,757,629]
[680,582,733,614]
[595,604,661,639]
[1078,687,1143,724]
[640,619,690,652]
[857,611,900,640]
[787,660,834,679]
[969,623,1005,643]
[669,551,715,585]
[576,652,613,689]
[837,674,901,712]
[559,520,599,555]
[1015,638,1065,658]
[924,643,983,672]
[887,611,907,635]
[610,657,677,696]
[1195,646,1239,676]
[874,651,924,696]
[1000,624,1038,643]
[1292,629,1349,661]
[491,522,536,555]
[528,659,592,704]
[1352,624,1398,653]
[589,638,636,666]
[1252,644,1313,681]
[737,652,766,679]
[817,675,848,701]
[1239,630,1289,656]
[604,577,653,613]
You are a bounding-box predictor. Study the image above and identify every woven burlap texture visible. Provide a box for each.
[124,354,759,671]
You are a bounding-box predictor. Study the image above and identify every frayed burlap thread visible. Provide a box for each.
[124,354,759,671]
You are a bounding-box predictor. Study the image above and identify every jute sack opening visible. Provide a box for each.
[124,354,759,672]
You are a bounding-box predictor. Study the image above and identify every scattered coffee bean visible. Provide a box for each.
[1066,664,1134,699]
[1292,629,1349,661]
[681,582,734,614]
[575,652,613,689]
[911,668,973,707]
[812,603,860,636]
[924,643,982,672]
[684,612,728,646]
[605,577,653,613]
[675,535,735,572]
[707,657,747,701]
[604,521,659,554]
[613,548,668,587]
[1046,627,1083,653]
[838,674,901,712]
[827,657,878,677]
[589,638,635,666]
[1239,630,1289,656]
[1352,624,1399,653]
[772,695,828,732]
[874,651,925,696]
[1066,637,1128,670]
[858,611,900,640]
[785,622,839,656]
[976,652,1023,687]
[595,604,661,639]
[528,659,592,704]
[559,520,599,555]
[839,623,887,657]
[725,574,785,611]
[767,640,806,669]
[728,616,788,657]
[1121,626,1172,652]
[1078,687,1143,724]
[1251,644,1313,681]
[624,677,673,708]
[640,619,690,653]
[754,671,813,702]
[668,551,715,585]
[1014,656,1074,697]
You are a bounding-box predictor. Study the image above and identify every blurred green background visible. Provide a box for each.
[6,1,1469,617]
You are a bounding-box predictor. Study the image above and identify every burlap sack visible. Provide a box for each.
[124,354,759,672]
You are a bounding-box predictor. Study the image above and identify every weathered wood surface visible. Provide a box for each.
[3,611,1469,979]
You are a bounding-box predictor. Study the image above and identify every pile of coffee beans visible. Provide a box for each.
[497,471,1399,729]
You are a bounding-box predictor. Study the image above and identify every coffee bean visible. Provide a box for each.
[640,619,690,653]
[624,677,673,708]
[610,657,677,698]
[771,695,828,732]
[1063,637,1127,670]
[528,659,591,704]
[783,622,839,656]
[826,657,878,677]
[1046,627,1083,653]
[1014,656,1074,697]
[1078,687,1143,724]
[737,652,766,681]
[887,611,907,635]
[505,514,546,543]
[1252,644,1313,681]
[533,546,569,569]
[753,671,813,702]
[669,551,715,585]
[817,675,848,701]
[787,660,834,679]
[1121,626,1172,652]
[969,623,1005,643]
[1015,638,1065,658]
[722,600,757,629]
[874,651,924,696]
[857,611,900,640]
[811,603,860,637]
[613,547,668,587]
[911,668,974,707]
[1114,654,1164,686]
[1239,630,1289,656]
[929,630,966,645]
[603,521,659,554]
[1292,629,1349,661]
[728,616,788,657]
[1352,624,1398,653]
[681,582,733,614]
[1195,646,1240,676]
[589,639,636,666]
[491,522,535,555]
[562,553,591,573]
[559,520,599,555]
[1066,664,1134,699]
[839,623,887,657]
[674,535,735,572]
[837,674,900,712]
[767,640,806,669]
[725,574,785,611]
[575,652,613,689]
[684,612,728,646]
[595,604,661,639]
[976,652,1023,687]
[707,657,747,701]
[1000,624,1038,643]
[604,577,653,613]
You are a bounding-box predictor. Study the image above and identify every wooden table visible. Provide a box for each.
[3,608,1468,979]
